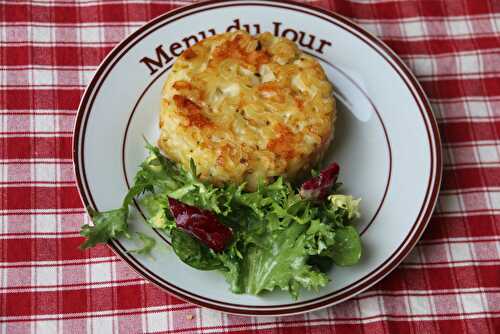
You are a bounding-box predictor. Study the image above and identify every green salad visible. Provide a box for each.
[80,144,362,299]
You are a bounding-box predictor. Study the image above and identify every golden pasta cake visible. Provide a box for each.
[159,30,336,190]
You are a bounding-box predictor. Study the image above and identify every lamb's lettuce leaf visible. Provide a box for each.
[329,225,362,266]
[171,228,223,270]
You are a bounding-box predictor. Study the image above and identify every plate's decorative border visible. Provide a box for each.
[73,0,442,316]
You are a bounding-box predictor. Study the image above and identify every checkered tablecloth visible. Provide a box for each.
[1,0,500,333]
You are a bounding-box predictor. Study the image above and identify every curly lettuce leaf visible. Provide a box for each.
[80,207,130,249]
[237,222,330,299]
[139,193,175,230]
[79,167,152,250]
[304,219,337,255]
[129,232,156,255]
[80,143,210,248]
[328,194,361,220]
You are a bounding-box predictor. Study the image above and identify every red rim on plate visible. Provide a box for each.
[73,0,442,316]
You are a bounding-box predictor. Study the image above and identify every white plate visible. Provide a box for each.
[73,0,442,316]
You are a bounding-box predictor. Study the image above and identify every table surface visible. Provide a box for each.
[1,1,500,333]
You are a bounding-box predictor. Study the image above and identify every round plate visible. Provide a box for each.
[73,0,442,316]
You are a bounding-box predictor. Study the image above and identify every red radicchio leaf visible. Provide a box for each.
[299,163,340,201]
[167,198,232,252]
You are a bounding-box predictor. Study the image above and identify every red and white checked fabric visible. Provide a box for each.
[1,0,499,333]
